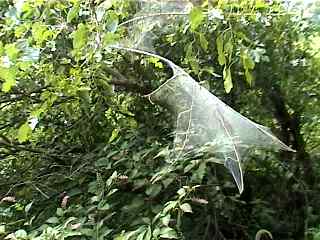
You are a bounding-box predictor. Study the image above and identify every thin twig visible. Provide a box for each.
[32,184,50,199]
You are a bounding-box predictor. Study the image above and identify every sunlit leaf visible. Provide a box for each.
[136,231,146,240]
[0,225,5,234]
[224,39,233,60]
[32,23,53,46]
[103,32,119,46]
[189,7,204,31]
[163,201,177,214]
[177,188,186,197]
[241,49,255,86]
[14,230,27,238]
[72,23,88,51]
[159,227,178,239]
[148,57,164,69]
[241,50,255,70]
[25,201,33,214]
[109,128,119,143]
[145,226,152,240]
[162,214,171,226]
[217,35,226,66]
[67,2,80,23]
[0,67,16,92]
[0,41,4,55]
[180,203,193,213]
[245,69,253,86]
[5,44,19,60]
[106,171,118,187]
[223,66,233,93]
[98,200,110,210]
[18,123,32,143]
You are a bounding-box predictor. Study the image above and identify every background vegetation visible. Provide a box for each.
[0,0,319,239]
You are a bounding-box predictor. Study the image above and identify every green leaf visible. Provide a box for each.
[159,227,178,239]
[72,23,88,51]
[32,23,53,46]
[106,171,117,187]
[103,32,119,46]
[201,66,221,77]
[185,44,199,74]
[191,161,207,182]
[246,56,255,69]
[162,177,174,188]
[0,41,4,55]
[136,231,146,240]
[163,201,177,214]
[241,49,255,86]
[162,214,171,226]
[96,0,113,22]
[18,123,32,143]
[255,0,268,9]
[224,39,233,60]
[15,24,30,38]
[245,69,253,86]
[107,188,118,197]
[25,201,33,214]
[184,161,197,173]
[145,184,162,197]
[223,66,233,93]
[56,207,64,217]
[80,228,94,237]
[148,57,164,69]
[241,49,255,70]
[64,231,82,238]
[0,225,5,234]
[216,35,225,66]
[15,229,27,238]
[98,200,110,210]
[145,226,152,240]
[177,188,186,198]
[114,235,126,240]
[154,147,170,159]
[0,67,16,92]
[46,217,60,224]
[5,44,19,60]
[67,2,80,23]
[109,128,119,143]
[199,33,208,51]
[189,7,204,31]
[95,157,111,167]
[180,203,193,213]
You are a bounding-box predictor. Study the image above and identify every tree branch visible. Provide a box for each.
[103,66,151,94]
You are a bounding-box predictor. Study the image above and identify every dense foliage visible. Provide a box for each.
[0,0,319,239]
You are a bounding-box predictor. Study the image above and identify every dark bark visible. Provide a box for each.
[267,85,315,186]
[265,85,314,240]
[103,67,151,95]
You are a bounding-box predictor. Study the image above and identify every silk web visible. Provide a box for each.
[110,0,295,193]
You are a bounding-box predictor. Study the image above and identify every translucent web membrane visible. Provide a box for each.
[111,45,295,194]
[119,0,192,52]
[113,1,295,193]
